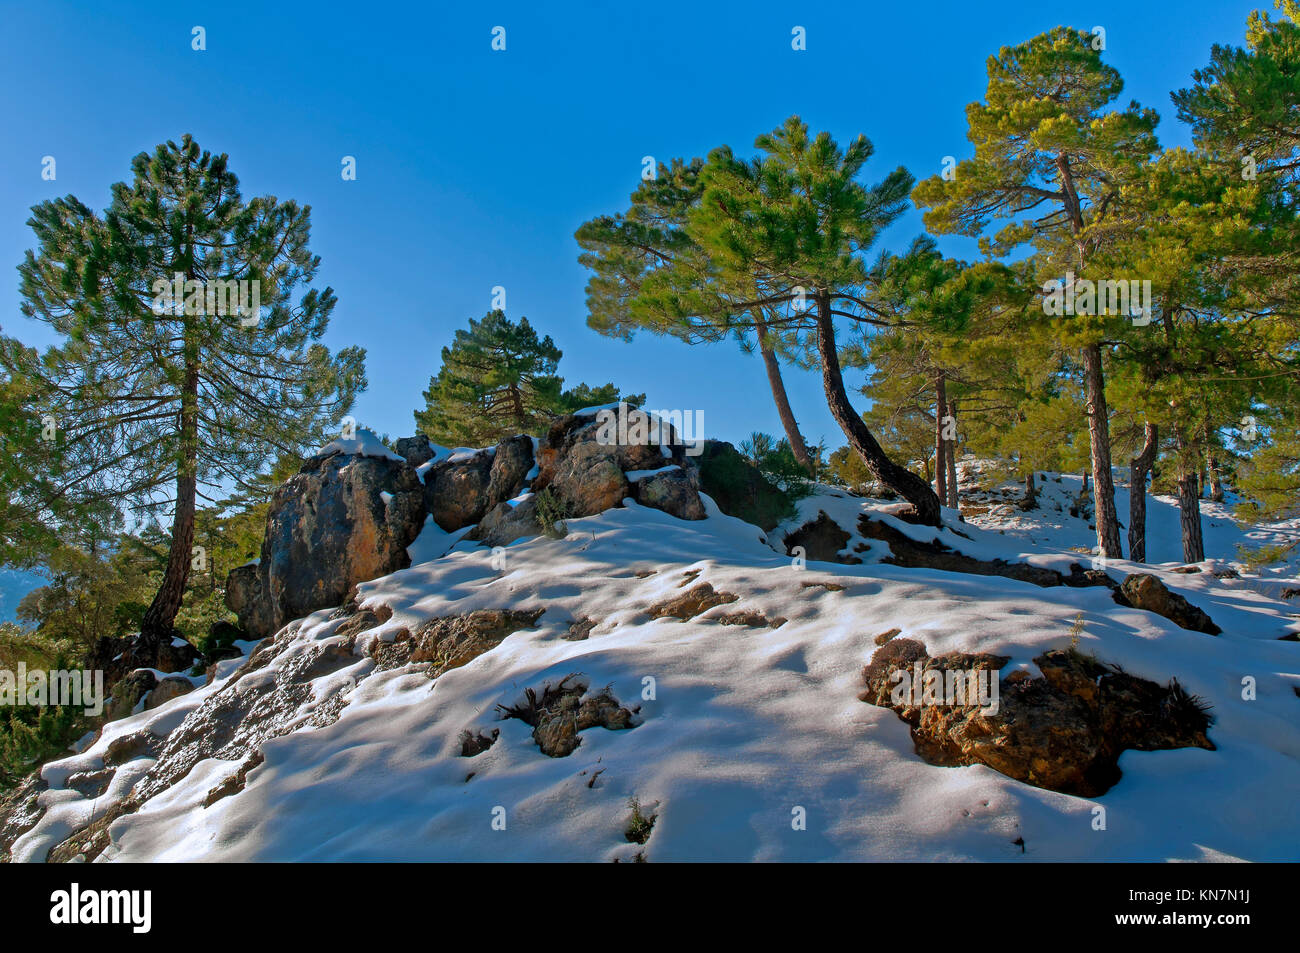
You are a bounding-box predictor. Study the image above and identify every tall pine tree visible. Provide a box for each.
[914,27,1160,557]
[9,136,365,654]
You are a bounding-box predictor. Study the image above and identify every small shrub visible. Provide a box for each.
[625,797,657,845]
[533,487,573,539]
[1234,540,1298,573]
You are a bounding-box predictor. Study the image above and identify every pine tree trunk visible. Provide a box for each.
[1081,343,1123,558]
[754,312,813,474]
[1204,427,1225,503]
[1175,431,1205,563]
[1023,470,1037,509]
[934,374,949,504]
[1128,422,1158,563]
[944,401,959,508]
[140,360,200,652]
[1177,469,1205,563]
[812,292,941,526]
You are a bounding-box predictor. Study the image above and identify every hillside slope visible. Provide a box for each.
[8,473,1299,863]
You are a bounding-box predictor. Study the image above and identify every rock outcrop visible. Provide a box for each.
[227,419,710,639]
[1119,573,1222,635]
[860,638,1215,796]
[226,440,426,639]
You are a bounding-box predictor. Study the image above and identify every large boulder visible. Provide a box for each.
[534,410,690,518]
[470,497,541,547]
[422,436,535,532]
[628,466,706,521]
[1119,573,1222,635]
[423,449,495,531]
[861,639,1215,796]
[488,434,534,503]
[226,438,426,639]
[394,435,436,468]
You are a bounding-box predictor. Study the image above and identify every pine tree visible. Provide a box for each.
[693,119,944,523]
[8,136,365,654]
[414,310,637,447]
[576,158,816,472]
[913,27,1160,557]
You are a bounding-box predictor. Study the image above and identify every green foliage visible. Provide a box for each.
[826,445,873,489]
[7,135,364,638]
[0,622,91,788]
[533,487,573,539]
[624,797,656,845]
[1235,426,1300,520]
[739,432,815,500]
[697,442,796,530]
[1234,540,1298,571]
[415,310,638,447]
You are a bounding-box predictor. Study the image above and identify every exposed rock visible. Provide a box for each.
[423,436,536,534]
[104,729,160,766]
[47,796,140,864]
[422,449,494,532]
[203,752,265,808]
[1119,574,1222,635]
[714,611,786,629]
[564,617,598,641]
[488,434,534,502]
[371,609,545,675]
[107,670,158,722]
[226,446,426,639]
[459,728,499,757]
[784,511,860,564]
[334,604,393,640]
[469,497,540,548]
[225,563,275,646]
[801,580,846,592]
[860,639,1215,796]
[647,582,739,621]
[124,633,361,805]
[629,466,706,520]
[874,627,902,646]
[696,440,792,531]
[145,676,195,711]
[394,434,435,467]
[534,412,678,518]
[0,776,47,862]
[497,674,637,757]
[854,513,1111,591]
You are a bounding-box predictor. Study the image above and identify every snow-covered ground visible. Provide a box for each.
[11,473,1300,862]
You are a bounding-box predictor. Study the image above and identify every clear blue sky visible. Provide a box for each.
[0,0,1264,452]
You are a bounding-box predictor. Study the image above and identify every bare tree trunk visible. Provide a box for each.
[1203,424,1225,503]
[813,292,941,526]
[1128,422,1158,563]
[934,374,949,505]
[754,311,813,474]
[140,358,199,652]
[1177,469,1205,562]
[1023,470,1037,509]
[1082,343,1123,558]
[944,401,959,508]
[1175,431,1205,563]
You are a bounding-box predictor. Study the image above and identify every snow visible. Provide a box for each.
[573,402,622,418]
[12,473,1300,862]
[626,465,681,482]
[316,429,404,462]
